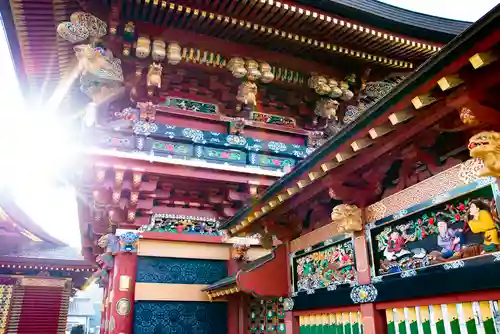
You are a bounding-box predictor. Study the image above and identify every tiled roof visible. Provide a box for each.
[6,245,85,261]
[297,0,472,42]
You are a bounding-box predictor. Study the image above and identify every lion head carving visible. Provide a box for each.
[97,233,118,255]
[468,131,500,177]
[331,204,363,233]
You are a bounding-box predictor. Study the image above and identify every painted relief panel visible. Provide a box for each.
[369,180,500,277]
[292,238,355,292]
[140,214,220,235]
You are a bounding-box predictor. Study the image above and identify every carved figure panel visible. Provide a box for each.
[369,184,500,277]
[140,215,219,235]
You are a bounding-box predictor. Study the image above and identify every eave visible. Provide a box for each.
[84,0,446,69]
[0,192,66,246]
[296,0,471,43]
[2,0,82,104]
[220,4,500,235]
[0,256,94,272]
[204,245,289,300]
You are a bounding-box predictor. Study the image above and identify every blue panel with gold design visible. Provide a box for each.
[136,257,227,284]
[126,121,310,158]
[134,301,227,334]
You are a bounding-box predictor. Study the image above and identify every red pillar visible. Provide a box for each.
[228,294,240,334]
[105,269,114,334]
[109,252,138,334]
[283,241,299,334]
[360,303,386,334]
[353,229,387,334]
[285,311,300,334]
[100,286,107,334]
[227,250,241,334]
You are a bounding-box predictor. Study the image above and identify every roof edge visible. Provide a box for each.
[0,192,67,247]
[295,0,472,43]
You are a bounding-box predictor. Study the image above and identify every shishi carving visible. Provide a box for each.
[97,233,119,255]
[331,204,363,233]
[314,98,339,121]
[147,62,163,88]
[236,81,258,106]
[468,131,500,177]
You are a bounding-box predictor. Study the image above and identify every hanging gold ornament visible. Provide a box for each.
[459,107,480,126]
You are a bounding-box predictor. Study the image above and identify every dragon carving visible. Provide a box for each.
[468,131,500,177]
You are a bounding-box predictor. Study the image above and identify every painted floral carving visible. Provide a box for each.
[294,240,355,292]
[250,111,296,128]
[139,216,219,235]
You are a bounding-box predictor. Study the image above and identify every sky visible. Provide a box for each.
[379,0,498,22]
[0,15,82,248]
[0,1,499,249]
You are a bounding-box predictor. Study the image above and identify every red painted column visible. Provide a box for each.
[284,241,298,334]
[105,269,114,334]
[109,252,138,334]
[360,303,386,334]
[228,294,240,334]
[100,286,107,334]
[227,248,241,334]
[285,312,300,334]
[354,226,387,334]
[239,294,249,334]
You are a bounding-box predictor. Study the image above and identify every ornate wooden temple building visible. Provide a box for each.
[2,0,493,333]
[221,4,500,334]
[0,192,95,334]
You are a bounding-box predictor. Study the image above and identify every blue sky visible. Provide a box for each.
[380,0,498,21]
[0,1,498,248]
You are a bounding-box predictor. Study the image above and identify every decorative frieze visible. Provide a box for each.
[163,96,218,114]
[249,111,296,128]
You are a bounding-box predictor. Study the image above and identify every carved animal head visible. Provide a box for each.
[468,131,500,158]
[97,234,110,248]
[148,63,163,75]
[231,244,250,261]
[331,204,363,233]
[315,98,339,120]
[236,81,258,105]
[260,232,274,250]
